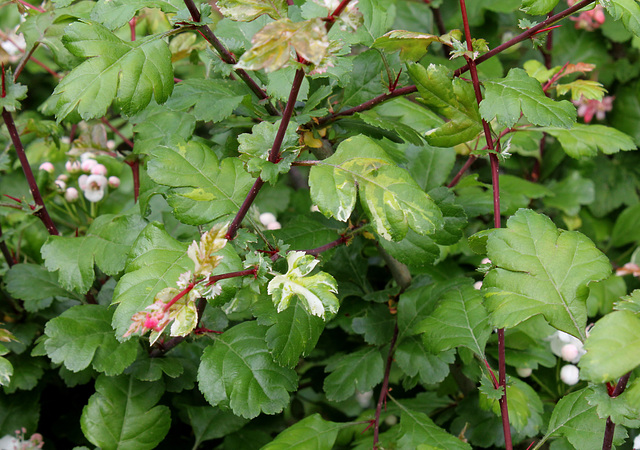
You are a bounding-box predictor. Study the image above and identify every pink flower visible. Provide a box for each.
[567,0,605,30]
[108,176,120,188]
[82,174,108,202]
[81,159,97,173]
[616,262,640,277]
[39,162,54,173]
[572,95,614,123]
[90,164,108,176]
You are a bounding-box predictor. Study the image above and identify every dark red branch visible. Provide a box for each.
[303,234,348,256]
[101,117,134,149]
[447,156,477,188]
[206,267,257,286]
[182,0,279,116]
[2,108,59,236]
[602,372,632,450]
[373,320,399,449]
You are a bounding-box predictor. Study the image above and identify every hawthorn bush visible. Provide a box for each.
[1,0,640,448]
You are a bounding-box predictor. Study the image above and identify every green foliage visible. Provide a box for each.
[0,72,27,112]
[51,21,174,121]
[538,124,635,159]
[90,0,178,30]
[323,347,384,401]
[218,0,287,21]
[262,414,341,449]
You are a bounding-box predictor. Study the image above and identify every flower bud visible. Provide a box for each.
[560,364,580,385]
[108,176,120,188]
[91,164,108,176]
[54,179,66,192]
[259,212,277,226]
[561,344,580,363]
[473,281,483,290]
[78,174,88,190]
[516,367,532,378]
[39,162,54,173]
[267,221,282,230]
[57,174,69,182]
[81,159,97,173]
[64,187,79,202]
[65,160,81,173]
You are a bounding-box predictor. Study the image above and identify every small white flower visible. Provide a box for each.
[473,281,483,290]
[355,390,373,408]
[516,367,532,378]
[106,139,116,150]
[633,434,640,450]
[0,435,19,450]
[78,174,88,190]
[90,164,108,176]
[548,331,585,363]
[481,258,492,265]
[259,212,277,226]
[64,187,79,202]
[54,179,66,192]
[65,160,81,173]
[267,221,282,230]
[81,159,97,173]
[82,174,108,203]
[39,162,54,173]
[560,364,580,385]
[310,205,320,213]
[108,176,120,188]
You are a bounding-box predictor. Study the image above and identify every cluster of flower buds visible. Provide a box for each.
[547,330,587,385]
[259,212,282,230]
[572,95,614,123]
[568,0,605,31]
[124,224,228,343]
[0,428,44,450]
[39,152,120,204]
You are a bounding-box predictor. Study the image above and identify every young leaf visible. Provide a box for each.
[309,135,443,241]
[352,303,396,345]
[267,251,339,320]
[601,0,640,37]
[579,310,640,382]
[396,406,472,450]
[323,347,384,402]
[44,304,138,375]
[146,137,254,225]
[0,71,27,112]
[610,203,640,247]
[372,30,441,62]
[479,68,576,128]
[165,79,249,124]
[544,387,627,449]
[585,385,640,426]
[262,414,341,449]
[615,289,640,313]
[536,124,635,159]
[556,80,606,102]
[218,0,287,21]
[80,375,171,450]
[417,281,492,357]
[41,213,147,294]
[483,209,610,339]
[198,321,298,419]
[51,21,173,121]
[520,0,561,16]
[265,296,325,368]
[90,0,178,30]
[408,63,483,147]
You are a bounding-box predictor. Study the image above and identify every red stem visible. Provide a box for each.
[373,320,399,449]
[2,108,59,235]
[447,155,477,188]
[206,267,257,286]
[602,372,632,450]
[125,159,140,203]
[129,17,137,41]
[100,117,134,149]
[16,0,44,12]
[303,234,348,256]
[163,281,196,312]
[328,0,352,21]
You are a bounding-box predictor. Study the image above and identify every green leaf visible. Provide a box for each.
[480,377,543,433]
[323,347,384,401]
[218,0,287,21]
[352,303,395,345]
[126,352,184,382]
[615,289,640,314]
[309,135,443,241]
[408,63,483,147]
[2,354,46,393]
[198,321,298,418]
[585,384,640,426]
[479,68,576,128]
[0,391,39,436]
[483,209,610,339]
[355,111,425,145]
[417,281,492,357]
[80,375,171,450]
[44,304,138,375]
[601,0,640,36]
[268,251,339,320]
[556,80,607,102]
[543,171,595,216]
[579,310,640,382]
[0,357,13,387]
[132,104,196,156]
[236,18,328,73]
[0,70,27,112]
[265,296,325,368]
[372,30,441,62]
[610,203,640,247]
[165,78,249,123]
[52,21,173,121]
[544,387,627,449]
[262,414,341,449]
[238,120,300,184]
[147,137,254,225]
[41,213,147,294]
[405,145,456,192]
[340,50,385,107]
[111,222,192,338]
[378,229,440,267]
[395,336,454,385]
[396,406,471,450]
[5,263,81,311]
[520,0,561,16]
[537,124,636,159]
[90,0,178,30]
[184,405,248,448]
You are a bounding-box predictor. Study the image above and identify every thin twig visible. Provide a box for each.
[447,155,477,188]
[16,0,45,13]
[100,117,134,149]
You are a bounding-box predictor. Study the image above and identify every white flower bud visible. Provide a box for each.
[108,176,120,188]
[90,164,108,176]
[54,179,66,191]
[355,390,373,408]
[560,364,580,385]
[39,162,54,173]
[473,281,483,290]
[633,434,640,450]
[516,367,532,378]
[267,221,282,230]
[310,205,320,213]
[64,187,79,202]
[561,344,580,363]
[384,415,398,426]
[481,258,492,265]
[259,212,277,226]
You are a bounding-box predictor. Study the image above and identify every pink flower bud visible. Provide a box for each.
[57,174,69,182]
[54,180,66,192]
[91,164,108,176]
[65,160,81,173]
[65,187,79,202]
[108,176,120,188]
[267,221,282,230]
[81,159,97,173]
[39,162,54,173]
[259,212,277,226]
[561,344,580,362]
